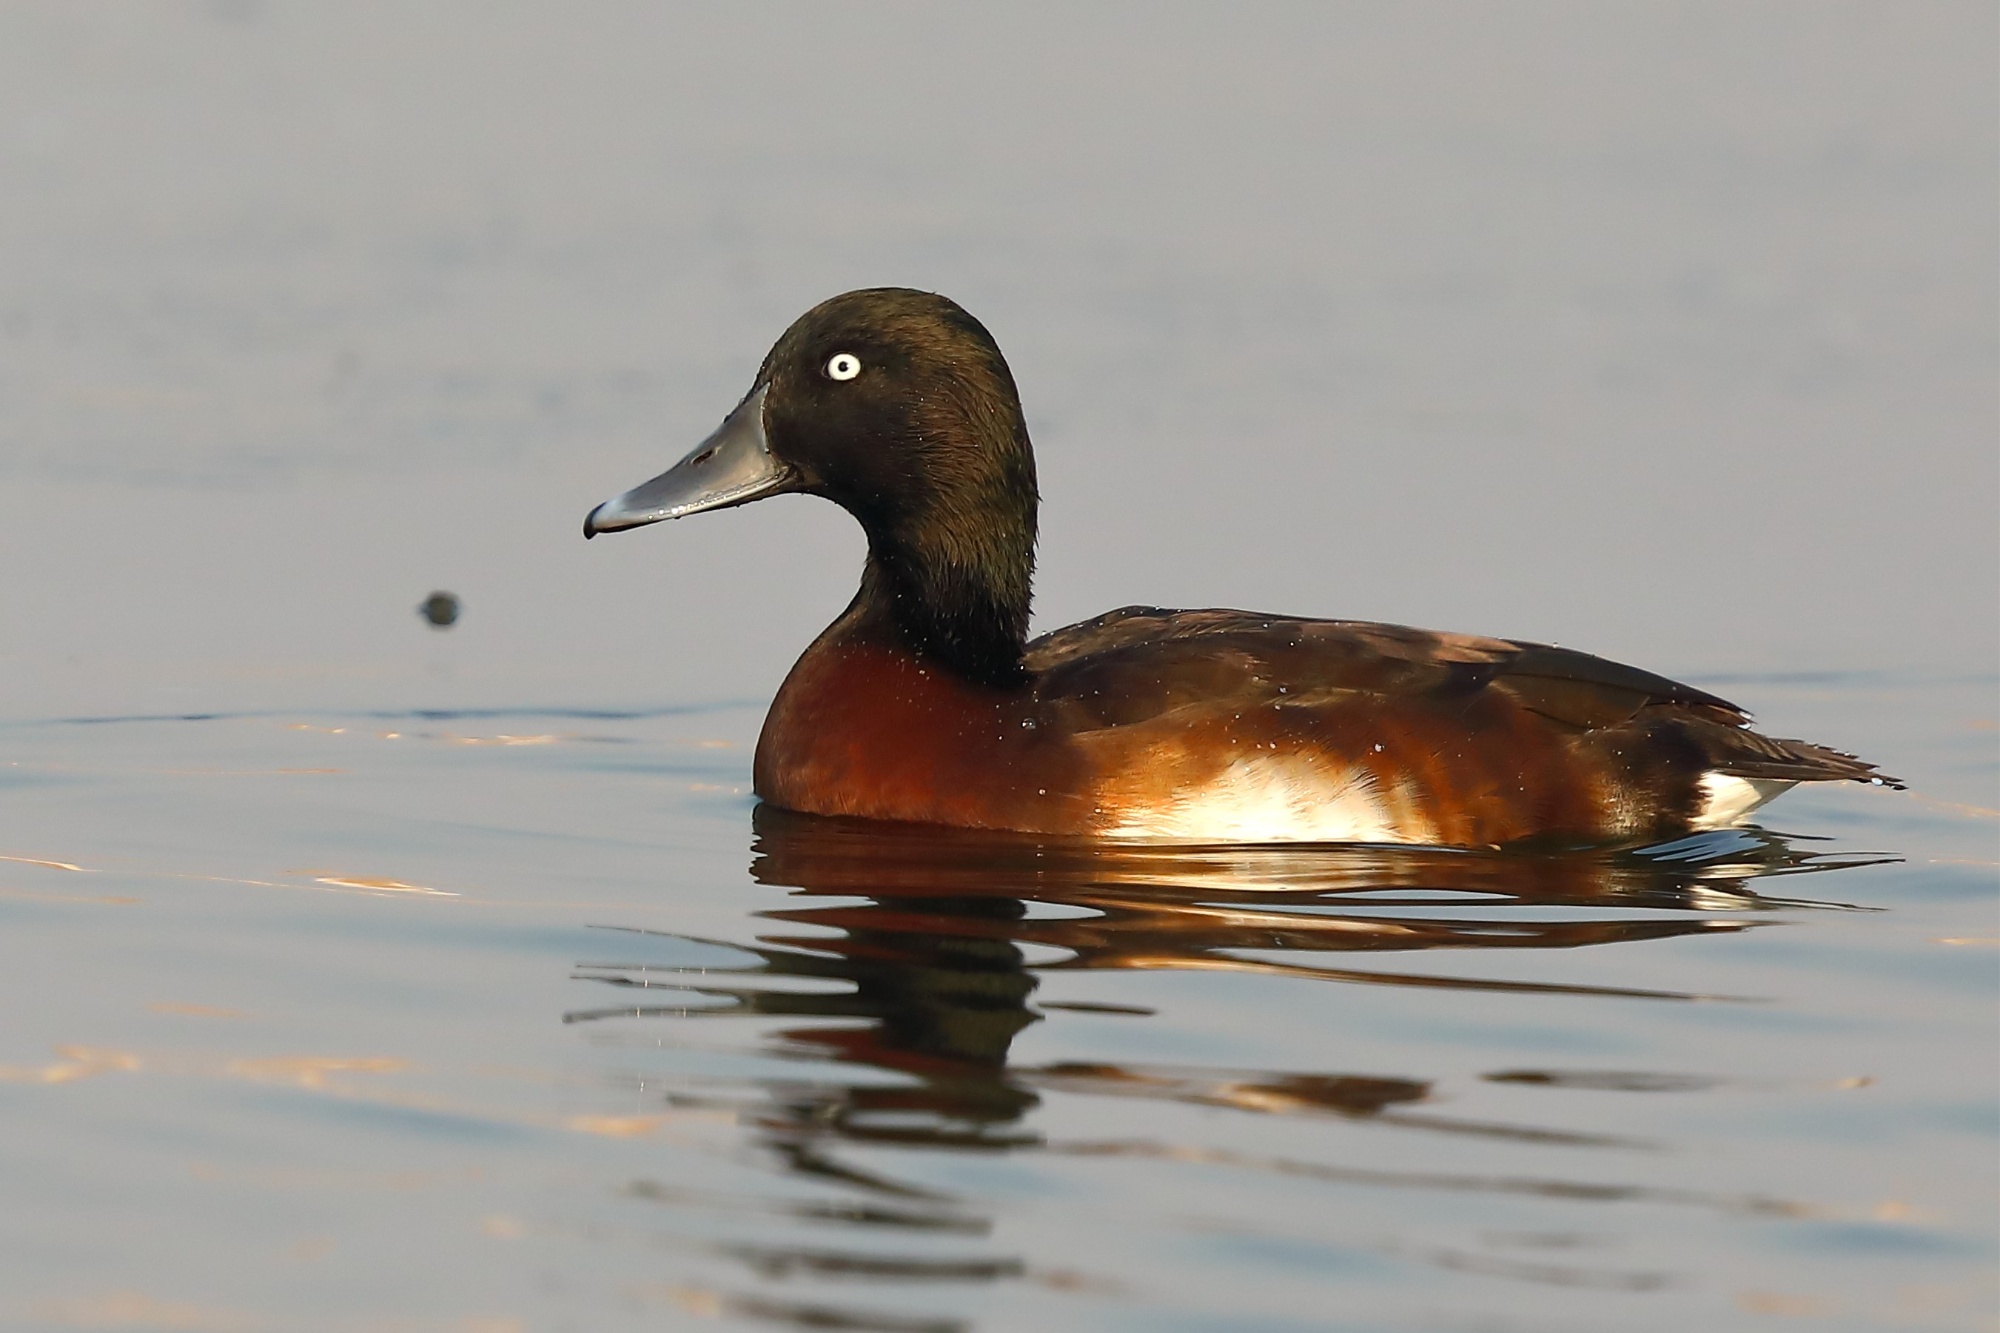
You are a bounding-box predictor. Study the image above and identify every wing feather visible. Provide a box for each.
[1025,606,1898,788]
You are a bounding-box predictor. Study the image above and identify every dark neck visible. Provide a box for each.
[849,526,1033,691]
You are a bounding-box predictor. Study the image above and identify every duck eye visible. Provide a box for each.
[824,352,862,382]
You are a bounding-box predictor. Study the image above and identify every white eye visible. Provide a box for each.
[825,352,862,381]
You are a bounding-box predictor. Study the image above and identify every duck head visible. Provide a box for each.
[586,288,1040,687]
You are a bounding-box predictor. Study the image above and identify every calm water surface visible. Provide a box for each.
[2,677,1993,1331]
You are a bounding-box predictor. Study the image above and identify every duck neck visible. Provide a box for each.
[850,519,1034,691]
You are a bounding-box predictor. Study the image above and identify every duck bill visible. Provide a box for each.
[584,384,796,537]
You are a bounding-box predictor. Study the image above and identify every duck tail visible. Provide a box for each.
[1682,720,1904,790]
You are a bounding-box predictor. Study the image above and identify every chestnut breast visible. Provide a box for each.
[755,639,1092,834]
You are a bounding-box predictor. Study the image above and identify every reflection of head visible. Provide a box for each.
[760,892,1044,1146]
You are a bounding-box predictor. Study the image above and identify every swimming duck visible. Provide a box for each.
[585,288,1895,845]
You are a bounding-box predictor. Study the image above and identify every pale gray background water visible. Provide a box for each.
[1,4,1995,1331]
[2,1,1994,719]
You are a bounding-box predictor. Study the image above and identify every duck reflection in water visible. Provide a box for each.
[568,809,1880,1164]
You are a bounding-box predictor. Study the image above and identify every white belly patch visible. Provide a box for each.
[1103,755,1424,844]
[1690,772,1794,830]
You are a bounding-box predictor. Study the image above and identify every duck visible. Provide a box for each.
[585,288,1897,846]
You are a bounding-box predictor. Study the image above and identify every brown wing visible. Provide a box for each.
[1026,606,1898,787]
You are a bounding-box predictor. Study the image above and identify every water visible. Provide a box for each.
[1,5,1994,1330]
[2,678,1993,1331]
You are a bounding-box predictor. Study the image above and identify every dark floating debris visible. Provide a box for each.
[1484,1070,1726,1093]
[419,591,460,629]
